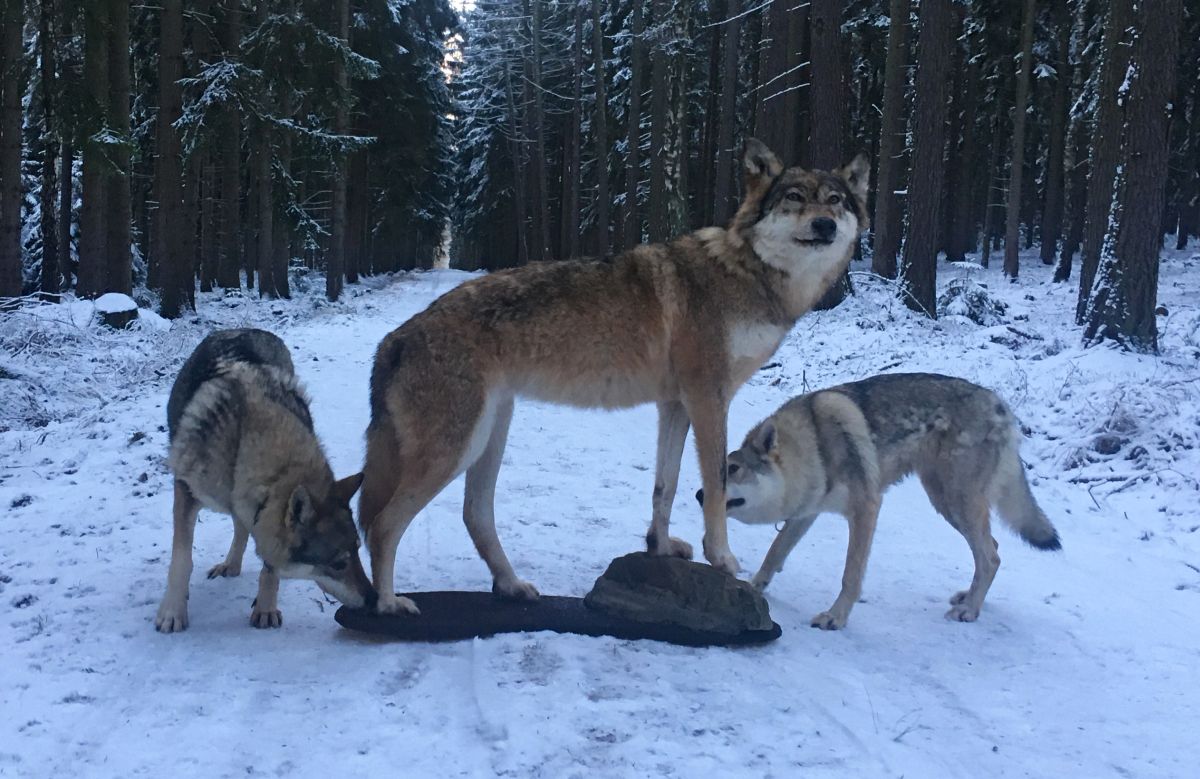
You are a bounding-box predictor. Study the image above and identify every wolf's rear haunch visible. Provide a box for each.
[358,139,871,615]
[155,328,375,633]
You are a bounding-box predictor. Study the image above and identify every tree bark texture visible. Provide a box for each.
[871,0,910,278]
[1083,0,1183,352]
[900,0,955,316]
[1002,0,1036,279]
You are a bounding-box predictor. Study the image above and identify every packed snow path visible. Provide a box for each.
[2,259,1198,777]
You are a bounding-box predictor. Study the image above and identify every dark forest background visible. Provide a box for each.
[1,0,1197,352]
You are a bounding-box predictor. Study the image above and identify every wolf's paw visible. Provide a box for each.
[749,573,771,591]
[662,536,693,559]
[250,605,283,629]
[155,600,189,633]
[207,561,242,579]
[493,576,540,601]
[949,590,969,606]
[945,603,980,622]
[810,611,847,631]
[702,540,739,577]
[377,594,420,616]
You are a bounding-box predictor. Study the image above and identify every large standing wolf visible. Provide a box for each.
[360,140,870,614]
[701,373,1060,629]
[155,328,376,632]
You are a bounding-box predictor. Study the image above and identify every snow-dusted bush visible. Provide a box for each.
[937,277,1008,325]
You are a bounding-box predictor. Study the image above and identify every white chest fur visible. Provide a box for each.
[729,322,789,365]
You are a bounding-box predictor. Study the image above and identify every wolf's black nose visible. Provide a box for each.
[812,217,836,240]
[695,488,705,506]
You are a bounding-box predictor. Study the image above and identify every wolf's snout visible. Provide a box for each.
[695,488,704,506]
[811,217,837,241]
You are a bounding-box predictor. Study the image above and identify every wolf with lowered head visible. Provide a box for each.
[701,373,1061,630]
[155,328,376,632]
[360,140,870,614]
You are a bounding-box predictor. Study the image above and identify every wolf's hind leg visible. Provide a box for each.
[945,498,1000,622]
[463,398,538,601]
[208,518,249,578]
[646,401,693,559]
[155,480,201,633]
[751,514,818,590]
[250,565,282,628]
[812,498,880,630]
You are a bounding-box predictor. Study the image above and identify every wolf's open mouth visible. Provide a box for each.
[795,237,834,247]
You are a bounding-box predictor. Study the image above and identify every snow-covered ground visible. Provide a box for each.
[2,251,1198,777]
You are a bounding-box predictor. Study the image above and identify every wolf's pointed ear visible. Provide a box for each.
[750,422,777,455]
[838,152,871,207]
[743,138,783,190]
[331,473,364,505]
[287,485,315,530]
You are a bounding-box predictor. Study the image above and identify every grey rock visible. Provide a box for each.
[584,552,774,636]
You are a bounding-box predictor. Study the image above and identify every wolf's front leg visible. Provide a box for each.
[155,480,201,633]
[751,515,818,590]
[250,565,283,628]
[646,401,694,559]
[686,393,739,576]
[812,500,880,630]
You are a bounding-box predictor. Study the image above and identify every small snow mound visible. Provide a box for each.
[937,277,1008,325]
[95,293,138,314]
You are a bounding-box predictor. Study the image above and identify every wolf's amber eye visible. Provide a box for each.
[828,194,842,205]
[785,191,803,203]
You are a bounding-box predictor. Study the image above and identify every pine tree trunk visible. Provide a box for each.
[562,1,583,258]
[647,0,672,243]
[38,0,59,296]
[502,62,528,266]
[784,6,808,168]
[1002,0,1036,279]
[620,0,644,250]
[809,0,849,308]
[871,0,910,278]
[1039,5,1072,266]
[105,0,131,295]
[756,0,792,157]
[711,0,739,226]
[0,0,24,299]
[272,130,290,298]
[1173,75,1200,251]
[696,22,720,228]
[1055,0,1092,282]
[808,0,844,169]
[78,2,110,298]
[346,146,367,281]
[58,141,73,288]
[253,1,276,296]
[216,0,242,288]
[1083,0,1182,351]
[946,34,980,263]
[157,0,188,318]
[1076,0,1133,322]
[327,0,348,302]
[591,0,610,256]
[198,162,217,292]
[524,0,551,262]
[900,0,955,316]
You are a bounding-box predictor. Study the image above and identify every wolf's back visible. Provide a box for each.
[167,328,295,441]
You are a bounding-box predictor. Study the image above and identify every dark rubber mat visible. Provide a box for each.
[335,591,782,647]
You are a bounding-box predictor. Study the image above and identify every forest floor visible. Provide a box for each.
[1,248,1198,777]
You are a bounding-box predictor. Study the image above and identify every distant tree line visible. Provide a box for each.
[450,0,1199,352]
[0,0,456,317]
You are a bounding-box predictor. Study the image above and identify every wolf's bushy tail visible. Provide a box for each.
[991,436,1061,551]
